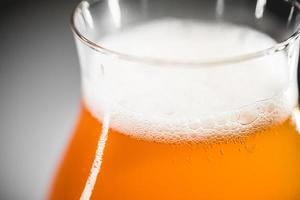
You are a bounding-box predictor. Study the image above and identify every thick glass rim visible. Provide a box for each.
[71,0,300,67]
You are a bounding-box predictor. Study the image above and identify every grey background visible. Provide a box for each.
[0,0,81,199]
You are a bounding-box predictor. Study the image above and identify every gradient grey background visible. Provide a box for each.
[0,0,81,199]
[0,0,298,199]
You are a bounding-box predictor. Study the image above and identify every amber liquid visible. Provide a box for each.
[49,104,300,200]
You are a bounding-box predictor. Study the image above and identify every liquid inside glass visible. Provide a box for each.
[49,19,300,200]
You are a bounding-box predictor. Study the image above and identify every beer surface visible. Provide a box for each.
[82,19,297,142]
[50,105,300,199]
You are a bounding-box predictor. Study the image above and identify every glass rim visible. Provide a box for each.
[70,0,300,67]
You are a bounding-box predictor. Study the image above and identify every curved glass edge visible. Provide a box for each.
[70,0,300,67]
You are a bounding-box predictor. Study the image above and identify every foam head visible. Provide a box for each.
[81,19,298,143]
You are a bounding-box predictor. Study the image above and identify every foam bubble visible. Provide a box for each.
[81,19,298,143]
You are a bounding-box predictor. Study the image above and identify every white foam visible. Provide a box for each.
[81,19,298,143]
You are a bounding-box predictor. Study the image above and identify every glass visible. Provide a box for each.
[49,0,300,199]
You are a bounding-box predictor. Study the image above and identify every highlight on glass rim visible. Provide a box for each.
[49,0,300,199]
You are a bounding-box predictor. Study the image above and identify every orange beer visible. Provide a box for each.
[50,104,300,200]
[50,9,300,200]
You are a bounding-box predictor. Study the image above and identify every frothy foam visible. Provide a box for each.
[81,19,298,143]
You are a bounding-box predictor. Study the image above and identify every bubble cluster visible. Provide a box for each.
[81,19,298,143]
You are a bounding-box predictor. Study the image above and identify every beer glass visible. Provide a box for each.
[49,0,300,199]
